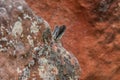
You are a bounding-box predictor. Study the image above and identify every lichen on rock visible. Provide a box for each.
[0,0,81,80]
[12,21,23,37]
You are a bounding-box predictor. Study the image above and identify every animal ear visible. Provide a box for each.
[52,25,66,40]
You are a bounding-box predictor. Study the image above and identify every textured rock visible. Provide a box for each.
[26,0,120,80]
[0,0,80,80]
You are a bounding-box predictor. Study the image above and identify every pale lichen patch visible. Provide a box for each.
[38,67,48,79]
[34,47,40,51]
[38,58,48,65]
[27,35,34,47]
[5,28,11,34]
[0,25,5,36]
[0,37,8,41]
[9,5,12,9]
[17,6,23,11]
[0,47,7,52]
[23,14,32,20]
[17,67,22,74]
[0,37,8,52]
[12,21,23,37]
[30,21,40,34]
[18,17,22,21]
[6,40,14,47]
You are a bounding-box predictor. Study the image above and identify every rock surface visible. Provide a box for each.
[0,0,80,80]
[26,0,120,80]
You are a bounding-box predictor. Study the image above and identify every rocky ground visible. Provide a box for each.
[0,0,80,80]
[26,0,120,80]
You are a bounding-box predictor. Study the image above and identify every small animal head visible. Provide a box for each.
[37,25,81,80]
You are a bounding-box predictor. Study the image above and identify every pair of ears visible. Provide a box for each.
[52,25,66,40]
[42,25,66,43]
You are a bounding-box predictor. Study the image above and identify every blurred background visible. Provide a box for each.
[26,0,120,80]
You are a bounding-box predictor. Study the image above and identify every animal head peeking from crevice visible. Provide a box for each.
[38,25,81,80]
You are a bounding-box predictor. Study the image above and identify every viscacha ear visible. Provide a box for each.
[52,25,66,40]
